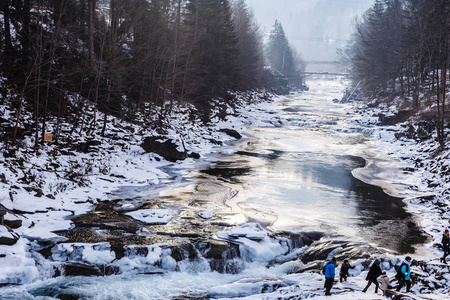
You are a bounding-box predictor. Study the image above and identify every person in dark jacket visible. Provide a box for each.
[339,259,355,282]
[324,257,337,296]
[441,229,449,264]
[362,259,384,293]
[396,256,412,292]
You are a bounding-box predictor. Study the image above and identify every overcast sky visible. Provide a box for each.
[245,0,374,64]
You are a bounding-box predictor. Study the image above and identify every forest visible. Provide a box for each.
[0,0,303,150]
[344,0,450,147]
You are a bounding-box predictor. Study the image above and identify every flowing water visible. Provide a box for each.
[0,78,428,299]
[192,79,426,253]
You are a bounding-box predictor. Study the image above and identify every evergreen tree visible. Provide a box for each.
[184,0,240,104]
[231,0,264,90]
[266,20,301,87]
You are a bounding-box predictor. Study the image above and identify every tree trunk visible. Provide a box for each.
[1,1,14,61]
[34,1,45,149]
[88,0,96,68]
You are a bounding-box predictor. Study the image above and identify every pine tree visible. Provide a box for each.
[184,0,240,101]
[231,0,264,90]
[266,20,300,86]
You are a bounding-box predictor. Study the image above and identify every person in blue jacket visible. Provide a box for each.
[396,256,412,292]
[324,257,337,296]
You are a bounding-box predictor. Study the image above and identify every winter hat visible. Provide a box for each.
[405,256,412,261]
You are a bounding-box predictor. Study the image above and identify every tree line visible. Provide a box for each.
[0,0,303,149]
[343,0,450,147]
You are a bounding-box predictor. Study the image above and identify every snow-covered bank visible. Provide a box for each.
[347,97,450,258]
[0,88,283,285]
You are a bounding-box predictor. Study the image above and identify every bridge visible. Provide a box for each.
[301,71,350,76]
[304,60,340,65]
[301,61,350,76]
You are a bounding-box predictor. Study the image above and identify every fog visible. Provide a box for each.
[245,0,374,71]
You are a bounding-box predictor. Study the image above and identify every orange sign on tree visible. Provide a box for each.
[44,133,53,142]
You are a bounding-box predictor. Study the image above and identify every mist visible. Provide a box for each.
[245,0,374,70]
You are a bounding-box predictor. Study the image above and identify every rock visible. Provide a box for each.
[209,138,223,145]
[56,293,82,300]
[125,209,172,225]
[141,136,188,162]
[0,225,20,245]
[0,204,6,224]
[4,212,22,229]
[74,140,102,153]
[379,110,410,125]
[63,263,104,277]
[188,152,200,159]
[219,129,242,139]
[198,210,214,219]
[0,173,7,184]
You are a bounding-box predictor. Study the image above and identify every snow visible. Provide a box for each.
[0,225,16,240]
[0,239,41,284]
[124,209,172,224]
[198,210,214,219]
[0,78,449,298]
[217,223,289,262]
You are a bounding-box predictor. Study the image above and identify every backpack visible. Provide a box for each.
[395,263,407,280]
[322,265,326,274]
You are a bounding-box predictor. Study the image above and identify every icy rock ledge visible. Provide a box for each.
[125,209,172,224]
[198,210,214,219]
[217,223,289,263]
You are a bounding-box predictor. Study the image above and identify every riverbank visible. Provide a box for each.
[349,95,450,258]
[0,88,281,285]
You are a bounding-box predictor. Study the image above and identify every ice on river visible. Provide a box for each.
[124,208,172,224]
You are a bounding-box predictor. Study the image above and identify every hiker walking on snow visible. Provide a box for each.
[441,229,449,264]
[362,259,384,293]
[324,257,337,296]
[339,259,355,282]
[396,256,412,293]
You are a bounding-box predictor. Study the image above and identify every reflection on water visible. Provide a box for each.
[196,85,427,254]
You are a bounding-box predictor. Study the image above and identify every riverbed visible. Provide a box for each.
[0,78,430,299]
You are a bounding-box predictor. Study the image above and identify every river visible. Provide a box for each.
[0,78,428,299]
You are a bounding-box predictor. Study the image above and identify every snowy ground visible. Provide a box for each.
[0,78,449,299]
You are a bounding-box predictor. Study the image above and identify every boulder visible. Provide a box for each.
[219,129,242,139]
[4,212,22,229]
[378,110,409,125]
[0,225,20,245]
[188,152,200,159]
[141,136,188,162]
[0,204,6,224]
[74,139,102,153]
